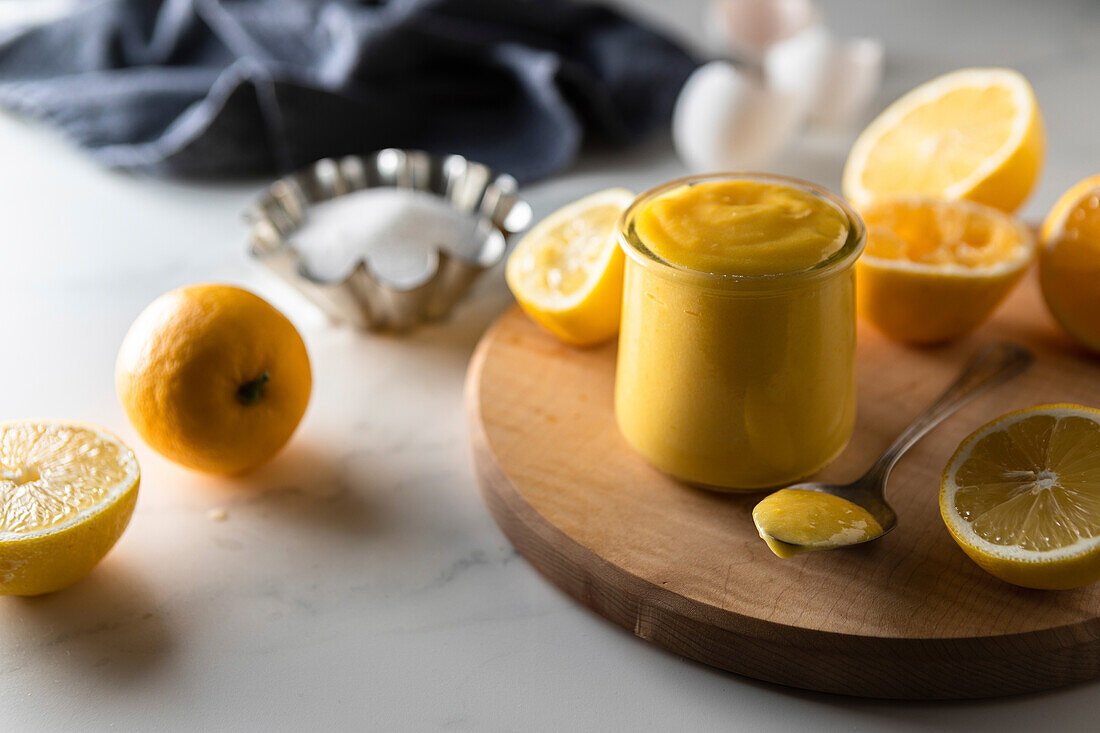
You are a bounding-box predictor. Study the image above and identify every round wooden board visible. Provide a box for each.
[465,273,1100,699]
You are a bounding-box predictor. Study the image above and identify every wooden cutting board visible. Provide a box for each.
[465,272,1100,699]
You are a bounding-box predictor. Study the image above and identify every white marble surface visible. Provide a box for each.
[1,0,1099,729]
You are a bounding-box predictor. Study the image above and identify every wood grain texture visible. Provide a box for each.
[465,272,1100,699]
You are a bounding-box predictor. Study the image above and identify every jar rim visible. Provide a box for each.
[618,172,866,284]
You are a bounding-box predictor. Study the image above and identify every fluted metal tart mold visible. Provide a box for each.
[246,149,532,331]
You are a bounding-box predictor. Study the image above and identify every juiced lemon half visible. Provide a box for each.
[1040,174,1100,352]
[941,405,1100,590]
[0,421,140,595]
[857,197,1035,344]
[844,68,1045,213]
[505,188,635,346]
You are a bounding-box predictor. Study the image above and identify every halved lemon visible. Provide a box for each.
[844,68,1045,213]
[505,188,635,346]
[1040,174,1100,352]
[0,421,140,596]
[941,405,1100,590]
[856,196,1035,344]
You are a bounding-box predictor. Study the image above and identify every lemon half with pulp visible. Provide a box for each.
[857,196,1035,344]
[941,405,1100,590]
[0,421,140,596]
[844,67,1045,213]
[505,188,635,346]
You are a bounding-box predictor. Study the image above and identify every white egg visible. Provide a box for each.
[704,0,821,62]
[672,61,807,172]
[815,36,884,129]
[764,28,884,130]
[761,27,831,117]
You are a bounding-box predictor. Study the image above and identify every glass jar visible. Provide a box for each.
[614,173,866,491]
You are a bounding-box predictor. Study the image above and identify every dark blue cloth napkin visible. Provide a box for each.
[0,0,698,182]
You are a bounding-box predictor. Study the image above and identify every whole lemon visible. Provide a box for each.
[1039,174,1100,353]
[116,284,311,475]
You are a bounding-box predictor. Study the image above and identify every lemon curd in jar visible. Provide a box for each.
[614,175,866,490]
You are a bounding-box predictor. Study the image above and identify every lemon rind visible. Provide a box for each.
[859,255,1031,278]
[940,404,1100,564]
[844,68,1036,207]
[0,420,140,543]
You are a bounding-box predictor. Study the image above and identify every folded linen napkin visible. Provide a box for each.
[0,0,698,181]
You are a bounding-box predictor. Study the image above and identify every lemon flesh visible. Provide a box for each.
[941,405,1100,589]
[844,68,1045,213]
[0,422,139,596]
[1040,175,1100,352]
[856,196,1035,344]
[634,180,848,276]
[505,188,634,346]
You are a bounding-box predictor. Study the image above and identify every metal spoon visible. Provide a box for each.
[756,341,1035,556]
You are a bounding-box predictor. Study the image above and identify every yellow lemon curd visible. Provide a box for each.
[615,175,865,490]
[752,489,884,558]
[635,180,849,274]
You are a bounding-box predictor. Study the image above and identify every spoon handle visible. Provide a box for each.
[866,342,1034,482]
